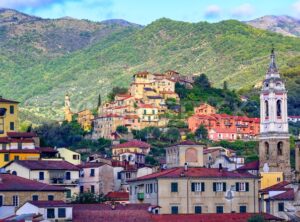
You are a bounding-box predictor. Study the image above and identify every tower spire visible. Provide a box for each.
[267,46,278,75]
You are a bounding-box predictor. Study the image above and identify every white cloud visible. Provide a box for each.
[204,4,222,19]
[293,0,300,17]
[231,3,255,18]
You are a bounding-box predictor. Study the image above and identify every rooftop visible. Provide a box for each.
[28,200,69,208]
[5,160,79,171]
[113,140,151,149]
[105,191,129,201]
[130,167,257,182]
[7,132,37,138]
[0,174,66,191]
[78,162,107,169]
[0,97,19,104]
[237,160,259,171]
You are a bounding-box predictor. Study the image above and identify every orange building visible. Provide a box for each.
[194,103,216,115]
[188,112,260,141]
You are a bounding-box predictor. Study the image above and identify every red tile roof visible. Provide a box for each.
[0,174,66,191]
[0,149,40,154]
[0,137,35,143]
[174,140,199,146]
[28,200,69,208]
[237,160,259,171]
[113,140,151,149]
[5,160,79,170]
[270,189,295,201]
[78,162,107,168]
[151,213,283,222]
[131,167,257,182]
[0,97,19,104]
[105,192,129,201]
[72,203,153,222]
[138,104,157,109]
[7,132,37,138]
[260,181,290,193]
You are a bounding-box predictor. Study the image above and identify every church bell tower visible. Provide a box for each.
[259,48,291,181]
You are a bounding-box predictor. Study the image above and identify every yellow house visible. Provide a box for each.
[0,150,40,168]
[137,104,159,128]
[0,96,19,137]
[260,172,283,189]
[57,148,81,165]
[77,109,94,131]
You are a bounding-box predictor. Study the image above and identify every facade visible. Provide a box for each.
[92,114,124,139]
[128,167,259,214]
[112,140,151,160]
[57,148,81,165]
[0,173,66,208]
[165,141,205,168]
[77,109,95,131]
[0,97,19,137]
[4,160,80,197]
[17,201,73,221]
[79,162,114,195]
[194,103,216,115]
[260,172,283,190]
[259,49,291,181]
[188,113,260,141]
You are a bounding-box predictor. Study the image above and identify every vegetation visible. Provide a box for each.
[2,10,300,122]
[195,125,208,140]
[116,125,128,134]
[247,214,265,222]
[72,191,106,204]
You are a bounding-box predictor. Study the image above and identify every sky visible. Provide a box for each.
[0,0,300,25]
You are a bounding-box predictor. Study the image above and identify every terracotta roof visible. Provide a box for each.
[0,97,19,104]
[203,148,220,154]
[96,114,122,119]
[260,181,290,193]
[270,188,295,201]
[28,200,69,208]
[237,160,259,171]
[7,132,37,138]
[105,191,129,201]
[38,147,58,153]
[0,149,40,154]
[113,140,151,149]
[78,162,107,168]
[151,213,284,222]
[175,140,199,146]
[0,173,66,191]
[72,203,152,222]
[0,137,35,143]
[130,167,257,182]
[5,160,79,170]
[138,104,157,109]
[124,115,139,119]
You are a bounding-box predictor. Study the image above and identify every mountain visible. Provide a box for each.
[245,15,300,37]
[1,9,300,122]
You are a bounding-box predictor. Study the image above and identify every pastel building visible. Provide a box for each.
[0,97,19,137]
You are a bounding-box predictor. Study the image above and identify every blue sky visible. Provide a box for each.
[1,0,300,24]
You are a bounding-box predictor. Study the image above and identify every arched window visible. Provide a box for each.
[12,171,17,176]
[277,100,282,117]
[265,142,269,158]
[265,101,269,117]
[277,142,283,156]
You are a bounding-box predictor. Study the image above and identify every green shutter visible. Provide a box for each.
[201,182,205,192]
[213,182,216,192]
[246,182,249,192]
[236,182,239,191]
[191,183,195,192]
[223,183,226,191]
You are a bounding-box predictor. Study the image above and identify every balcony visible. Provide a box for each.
[137,192,144,200]
[50,178,79,185]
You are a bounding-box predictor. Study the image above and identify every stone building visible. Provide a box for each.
[0,96,19,137]
[259,49,291,181]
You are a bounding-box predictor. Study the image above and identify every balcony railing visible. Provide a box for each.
[50,178,79,185]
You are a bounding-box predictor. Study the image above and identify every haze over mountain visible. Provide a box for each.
[245,15,300,37]
[1,9,300,121]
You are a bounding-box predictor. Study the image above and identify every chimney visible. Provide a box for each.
[218,163,223,172]
[184,162,188,171]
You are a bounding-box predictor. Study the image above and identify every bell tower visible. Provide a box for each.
[64,93,73,122]
[259,48,291,181]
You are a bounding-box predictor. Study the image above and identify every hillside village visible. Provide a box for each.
[0,49,299,222]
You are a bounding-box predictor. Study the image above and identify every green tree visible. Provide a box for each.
[195,124,208,140]
[108,87,128,101]
[97,94,102,108]
[116,125,128,134]
[152,127,161,140]
[223,81,228,90]
[247,214,265,222]
[194,74,211,89]
[163,127,181,143]
[72,191,105,204]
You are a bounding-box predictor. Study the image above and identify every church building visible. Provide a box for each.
[259,48,291,181]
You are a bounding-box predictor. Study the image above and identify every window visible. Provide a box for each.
[4,154,9,162]
[32,195,38,201]
[90,169,95,177]
[65,172,71,180]
[265,101,269,117]
[144,110,146,115]
[216,206,223,214]
[277,142,283,156]
[39,172,44,180]
[48,195,54,201]
[80,186,84,193]
[58,208,66,218]
[12,171,17,176]
[195,206,202,214]
[12,195,19,206]
[171,206,178,214]
[47,208,55,219]
[191,182,205,192]
[73,154,79,160]
[278,202,284,212]
[66,190,71,198]
[277,177,281,182]
[240,206,247,213]
[91,185,95,193]
[171,182,178,192]
[9,105,14,114]
[265,142,269,156]
[117,172,122,180]
[154,183,158,193]
[213,182,226,192]
[236,182,249,192]
[10,122,14,130]
[277,100,282,117]
[14,156,19,160]
[17,142,22,150]
[146,184,153,194]
[0,195,3,206]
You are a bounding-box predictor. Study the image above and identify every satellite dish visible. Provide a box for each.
[263,163,269,172]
